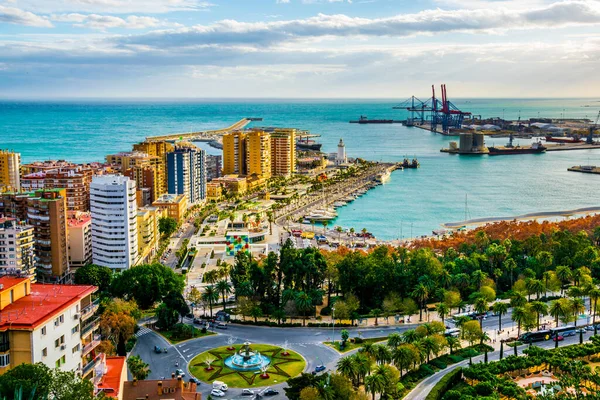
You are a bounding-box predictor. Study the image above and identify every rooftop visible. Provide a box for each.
[122,378,200,400]
[0,278,96,330]
[154,194,186,203]
[68,213,91,228]
[97,356,126,399]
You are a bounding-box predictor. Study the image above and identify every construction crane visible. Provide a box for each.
[588,111,600,144]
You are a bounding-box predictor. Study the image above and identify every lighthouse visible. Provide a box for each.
[336,138,347,165]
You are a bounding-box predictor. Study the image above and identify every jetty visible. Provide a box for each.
[568,165,600,174]
[145,118,252,142]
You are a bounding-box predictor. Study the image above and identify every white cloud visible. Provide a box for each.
[10,0,215,14]
[116,1,600,49]
[0,5,52,27]
[51,13,179,29]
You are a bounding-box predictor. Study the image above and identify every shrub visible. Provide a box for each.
[354,337,364,344]
[429,359,447,369]
[425,367,462,400]
[320,306,331,316]
[475,381,494,396]
[442,391,461,400]
[125,337,137,353]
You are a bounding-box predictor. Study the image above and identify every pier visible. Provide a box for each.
[568,165,600,174]
[145,118,252,142]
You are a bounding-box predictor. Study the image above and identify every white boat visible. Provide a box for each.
[333,201,346,208]
[376,170,391,183]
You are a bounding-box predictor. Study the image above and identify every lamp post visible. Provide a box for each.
[332,307,336,346]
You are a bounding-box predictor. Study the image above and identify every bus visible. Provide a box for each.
[444,328,460,338]
[519,330,551,343]
[452,312,476,322]
[550,326,577,338]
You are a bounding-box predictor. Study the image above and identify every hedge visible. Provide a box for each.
[227,319,354,328]
[424,367,462,400]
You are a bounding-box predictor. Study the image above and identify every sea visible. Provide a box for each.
[2,98,600,239]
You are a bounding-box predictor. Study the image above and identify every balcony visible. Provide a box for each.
[81,317,100,337]
[81,334,101,357]
[82,354,102,376]
[80,299,99,321]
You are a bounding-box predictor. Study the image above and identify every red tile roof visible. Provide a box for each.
[0,281,96,330]
[98,356,126,399]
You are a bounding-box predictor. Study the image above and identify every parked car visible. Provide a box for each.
[210,389,225,397]
[188,377,201,385]
[216,322,228,329]
[554,335,564,342]
[241,389,255,396]
[175,369,185,377]
[315,364,326,373]
[213,381,228,391]
[262,388,279,396]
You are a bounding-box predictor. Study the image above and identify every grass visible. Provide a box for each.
[189,344,306,388]
[323,337,387,353]
[152,327,215,344]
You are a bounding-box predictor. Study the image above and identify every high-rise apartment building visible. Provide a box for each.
[246,130,271,179]
[90,175,138,271]
[166,144,206,205]
[132,140,173,194]
[106,152,163,203]
[136,206,160,264]
[21,166,94,212]
[124,165,158,206]
[223,132,247,175]
[27,189,69,280]
[0,218,35,279]
[270,128,296,177]
[0,193,31,221]
[0,275,101,381]
[0,150,20,193]
[67,212,92,270]
[206,154,222,181]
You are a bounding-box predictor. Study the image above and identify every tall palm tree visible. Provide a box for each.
[337,356,358,386]
[530,301,548,330]
[387,332,402,348]
[446,336,461,354]
[474,297,488,329]
[589,287,600,331]
[555,266,572,295]
[420,336,439,363]
[480,332,491,363]
[353,352,372,385]
[510,292,527,308]
[503,258,517,288]
[364,373,386,400]
[411,283,429,322]
[216,280,231,312]
[295,291,312,326]
[202,285,219,318]
[569,297,586,326]
[527,279,545,300]
[322,220,329,235]
[492,302,509,331]
[361,228,368,244]
[549,299,567,328]
[402,329,419,344]
[335,226,343,241]
[392,345,414,378]
[436,302,449,325]
[512,306,527,338]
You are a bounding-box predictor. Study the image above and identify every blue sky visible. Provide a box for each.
[1,0,599,98]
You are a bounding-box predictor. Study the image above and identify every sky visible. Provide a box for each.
[1,0,600,98]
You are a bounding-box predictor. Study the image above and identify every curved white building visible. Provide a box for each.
[90,175,138,271]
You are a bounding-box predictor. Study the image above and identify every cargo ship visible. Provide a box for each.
[545,135,582,144]
[350,116,403,124]
[296,138,322,151]
[488,134,546,155]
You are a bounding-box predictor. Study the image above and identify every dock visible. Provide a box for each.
[546,143,600,152]
[568,166,600,174]
[145,118,252,142]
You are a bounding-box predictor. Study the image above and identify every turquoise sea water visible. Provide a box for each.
[2,99,600,238]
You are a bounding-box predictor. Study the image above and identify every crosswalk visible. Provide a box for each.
[135,327,152,338]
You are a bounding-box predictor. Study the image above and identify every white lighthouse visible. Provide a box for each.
[335,138,347,165]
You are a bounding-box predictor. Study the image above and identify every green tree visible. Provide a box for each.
[462,320,482,346]
[337,356,358,387]
[341,329,349,346]
[156,302,179,330]
[73,264,113,293]
[100,298,140,356]
[492,302,509,331]
[295,291,313,327]
[202,285,219,318]
[364,373,386,400]
[411,283,429,322]
[530,301,548,330]
[127,355,151,380]
[511,306,528,337]
[473,296,488,329]
[436,302,449,325]
[216,280,232,312]
[569,297,586,326]
[392,345,415,378]
[158,216,178,236]
[446,336,461,354]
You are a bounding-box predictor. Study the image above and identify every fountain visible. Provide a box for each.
[223,342,271,372]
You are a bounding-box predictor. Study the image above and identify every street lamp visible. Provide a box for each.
[332,307,336,345]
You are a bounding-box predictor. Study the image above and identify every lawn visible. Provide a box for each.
[189,344,306,388]
[152,327,215,344]
[323,337,387,353]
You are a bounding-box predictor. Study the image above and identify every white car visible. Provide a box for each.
[210,389,226,397]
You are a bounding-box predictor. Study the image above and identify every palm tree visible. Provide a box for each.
[387,332,402,348]
[322,220,329,235]
[216,280,232,312]
[471,270,487,290]
[202,285,219,318]
[474,296,488,329]
[549,299,567,328]
[492,302,509,331]
[436,302,449,325]
[555,266,572,295]
[353,352,372,385]
[402,329,419,344]
[512,306,527,337]
[361,228,368,244]
[271,308,286,325]
[480,332,491,363]
[420,336,439,363]
[335,226,343,240]
[446,336,461,355]
[510,292,527,308]
[349,227,355,237]
[373,344,392,365]
[310,219,316,233]
[569,297,586,326]
[364,373,386,400]
[589,287,600,333]
[527,279,545,300]
[392,345,415,378]
[295,291,312,326]
[530,301,548,330]
[337,356,358,386]
[503,258,517,288]
[411,283,429,322]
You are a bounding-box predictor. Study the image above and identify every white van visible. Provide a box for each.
[213,381,228,391]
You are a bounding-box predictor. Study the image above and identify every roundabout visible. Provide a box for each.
[189,342,306,388]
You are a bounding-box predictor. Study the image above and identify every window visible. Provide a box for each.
[55,360,60,368]
[9,290,13,304]
[0,354,10,367]
[61,355,65,364]
[60,335,65,345]
[72,344,80,354]
[59,315,64,323]
[71,325,79,334]
[54,339,59,348]
[41,326,46,335]
[42,348,47,357]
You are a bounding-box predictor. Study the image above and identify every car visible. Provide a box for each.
[216,322,228,329]
[241,389,255,396]
[188,377,201,385]
[175,369,185,377]
[554,335,564,342]
[315,364,326,373]
[262,388,279,396]
[210,389,225,397]
[154,345,162,354]
[193,318,202,324]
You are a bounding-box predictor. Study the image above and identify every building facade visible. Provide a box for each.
[21,166,93,212]
[90,175,138,271]
[152,194,187,222]
[0,218,35,279]
[106,152,164,203]
[166,144,206,205]
[132,140,173,195]
[27,189,69,281]
[206,154,222,181]
[223,132,247,175]
[246,130,271,179]
[270,129,296,177]
[67,212,92,270]
[0,150,20,193]
[136,207,160,264]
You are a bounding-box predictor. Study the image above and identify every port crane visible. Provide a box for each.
[588,111,600,144]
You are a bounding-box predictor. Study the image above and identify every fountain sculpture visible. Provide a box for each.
[224,341,271,372]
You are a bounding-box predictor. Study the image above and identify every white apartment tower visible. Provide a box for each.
[90,175,138,271]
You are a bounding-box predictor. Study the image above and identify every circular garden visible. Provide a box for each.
[189,343,306,388]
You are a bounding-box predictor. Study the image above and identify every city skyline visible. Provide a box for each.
[1,0,600,98]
